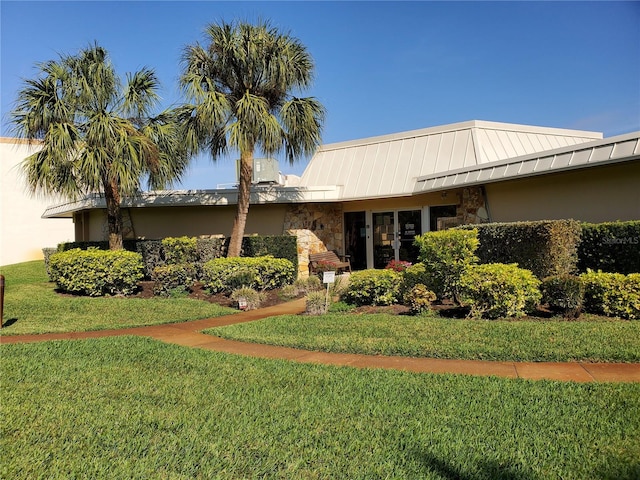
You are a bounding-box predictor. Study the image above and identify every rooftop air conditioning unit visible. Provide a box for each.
[236,157,281,185]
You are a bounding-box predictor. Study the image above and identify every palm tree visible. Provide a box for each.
[11,44,189,250]
[180,20,325,257]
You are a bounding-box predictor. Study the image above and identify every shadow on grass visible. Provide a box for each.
[1,318,18,328]
[412,450,538,480]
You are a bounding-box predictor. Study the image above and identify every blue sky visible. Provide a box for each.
[2,1,639,189]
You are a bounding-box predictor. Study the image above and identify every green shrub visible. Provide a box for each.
[399,263,429,300]
[202,256,295,293]
[404,284,437,315]
[459,263,541,319]
[152,263,197,297]
[578,221,640,274]
[42,247,57,281]
[196,237,226,265]
[342,269,402,306]
[414,229,479,301]
[460,220,581,279]
[230,287,265,311]
[580,271,640,320]
[240,235,298,272]
[133,239,164,279]
[294,275,322,293]
[541,275,585,319]
[49,248,143,296]
[162,236,198,265]
[306,290,329,315]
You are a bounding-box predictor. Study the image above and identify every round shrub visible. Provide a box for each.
[399,263,429,300]
[541,275,585,319]
[342,269,402,306]
[49,248,143,296]
[580,270,640,320]
[152,263,197,297]
[230,287,265,311]
[459,263,541,319]
[202,256,295,293]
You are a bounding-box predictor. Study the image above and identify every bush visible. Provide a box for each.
[399,263,429,300]
[42,247,57,281]
[414,229,479,301]
[404,284,437,315]
[49,248,143,296]
[460,220,581,279]
[152,263,197,297]
[580,271,640,320]
[578,221,640,274]
[459,263,541,319]
[342,269,402,306]
[162,236,198,265]
[294,275,322,293]
[202,256,295,293]
[306,290,329,315]
[230,287,265,311]
[133,240,164,279]
[196,237,226,265]
[541,275,585,319]
[385,260,412,272]
[240,235,298,272]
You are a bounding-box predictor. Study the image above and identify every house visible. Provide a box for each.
[0,138,74,266]
[39,120,640,275]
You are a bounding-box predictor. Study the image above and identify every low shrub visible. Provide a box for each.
[404,284,437,315]
[294,275,322,293]
[49,248,143,296]
[580,270,640,320]
[385,260,412,272]
[342,269,402,306]
[459,263,541,319]
[152,263,197,297]
[162,236,198,265]
[541,275,585,319]
[202,256,295,293]
[399,263,430,301]
[134,240,164,279]
[414,229,479,301]
[306,290,329,315]
[230,287,265,311]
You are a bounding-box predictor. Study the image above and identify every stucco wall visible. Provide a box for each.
[486,161,640,223]
[0,138,74,265]
[81,204,289,241]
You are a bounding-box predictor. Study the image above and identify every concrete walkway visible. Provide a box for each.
[2,298,639,383]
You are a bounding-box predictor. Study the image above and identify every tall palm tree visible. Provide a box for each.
[180,20,325,257]
[11,44,189,250]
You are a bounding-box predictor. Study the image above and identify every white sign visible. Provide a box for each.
[323,271,336,284]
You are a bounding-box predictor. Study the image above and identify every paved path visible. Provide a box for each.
[2,298,639,383]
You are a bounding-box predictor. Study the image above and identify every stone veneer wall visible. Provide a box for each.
[283,203,344,277]
[458,186,490,225]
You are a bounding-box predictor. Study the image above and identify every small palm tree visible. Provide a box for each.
[11,44,189,250]
[180,20,325,257]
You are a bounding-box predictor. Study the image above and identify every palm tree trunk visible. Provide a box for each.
[104,179,124,250]
[227,150,253,257]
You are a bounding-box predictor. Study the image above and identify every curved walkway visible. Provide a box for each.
[2,298,639,383]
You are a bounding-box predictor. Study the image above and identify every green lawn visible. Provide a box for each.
[206,311,640,363]
[0,261,235,335]
[2,337,639,479]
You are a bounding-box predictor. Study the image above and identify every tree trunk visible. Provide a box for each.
[104,179,124,250]
[227,150,253,257]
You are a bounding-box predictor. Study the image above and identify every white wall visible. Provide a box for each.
[0,138,74,266]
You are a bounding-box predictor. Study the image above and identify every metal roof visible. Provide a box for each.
[415,131,640,193]
[299,120,602,200]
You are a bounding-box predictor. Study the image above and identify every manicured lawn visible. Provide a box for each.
[206,312,640,363]
[0,261,235,335]
[2,337,639,479]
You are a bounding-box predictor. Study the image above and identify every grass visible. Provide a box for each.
[2,337,639,479]
[206,311,640,363]
[0,261,235,335]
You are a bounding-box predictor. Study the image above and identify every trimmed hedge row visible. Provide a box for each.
[56,235,298,280]
[578,221,640,274]
[458,220,581,279]
[202,256,296,293]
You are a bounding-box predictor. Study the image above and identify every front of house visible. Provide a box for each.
[41,120,640,275]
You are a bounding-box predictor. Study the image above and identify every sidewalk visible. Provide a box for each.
[3,298,639,383]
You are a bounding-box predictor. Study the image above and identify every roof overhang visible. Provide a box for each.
[414,131,640,193]
[42,185,343,218]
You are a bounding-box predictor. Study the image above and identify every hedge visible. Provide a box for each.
[578,221,640,274]
[459,220,581,279]
[202,256,295,293]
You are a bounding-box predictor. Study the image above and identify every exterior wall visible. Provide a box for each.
[78,204,289,241]
[0,138,74,265]
[486,161,640,223]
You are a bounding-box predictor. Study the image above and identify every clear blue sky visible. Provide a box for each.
[2,1,639,189]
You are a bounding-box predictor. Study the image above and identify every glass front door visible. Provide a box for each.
[372,210,422,268]
[344,211,367,270]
